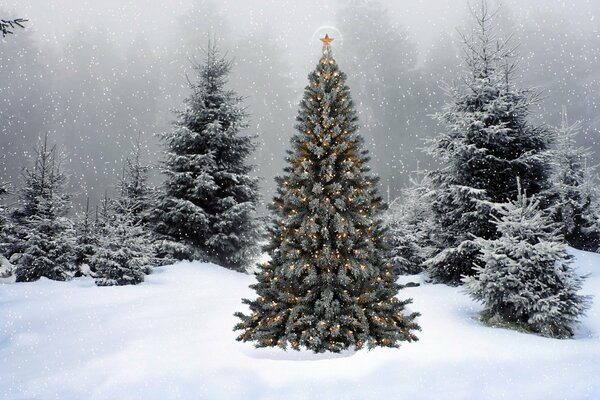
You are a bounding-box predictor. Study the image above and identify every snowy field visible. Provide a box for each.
[1,249,599,400]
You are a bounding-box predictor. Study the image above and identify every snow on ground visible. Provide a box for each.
[0,249,599,400]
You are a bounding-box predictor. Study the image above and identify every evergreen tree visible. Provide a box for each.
[386,172,435,275]
[547,110,600,251]
[0,182,7,236]
[90,195,152,286]
[8,135,76,282]
[0,182,11,277]
[74,197,97,270]
[0,182,10,258]
[153,41,261,271]
[118,131,153,225]
[464,179,591,338]
[234,35,420,353]
[424,2,552,285]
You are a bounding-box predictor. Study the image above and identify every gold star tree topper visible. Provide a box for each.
[320,33,334,53]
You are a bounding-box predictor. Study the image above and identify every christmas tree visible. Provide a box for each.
[464,179,590,338]
[424,3,552,285]
[234,35,420,353]
[153,41,261,271]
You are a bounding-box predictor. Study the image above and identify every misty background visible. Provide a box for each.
[1,0,599,213]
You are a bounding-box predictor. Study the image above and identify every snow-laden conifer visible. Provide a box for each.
[153,41,261,271]
[465,179,591,338]
[425,3,552,284]
[9,135,76,282]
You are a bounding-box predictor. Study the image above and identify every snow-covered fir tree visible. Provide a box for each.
[90,143,156,286]
[234,35,420,353]
[7,135,76,282]
[424,3,552,285]
[153,41,261,271]
[0,182,7,236]
[0,182,10,263]
[90,195,152,286]
[118,131,153,225]
[464,179,591,338]
[386,171,435,275]
[547,110,600,251]
[73,197,97,270]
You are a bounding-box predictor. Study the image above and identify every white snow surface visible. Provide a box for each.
[1,249,599,400]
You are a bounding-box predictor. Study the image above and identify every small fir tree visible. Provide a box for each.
[74,197,97,269]
[9,135,76,282]
[119,131,153,225]
[153,41,261,271]
[425,2,552,285]
[0,182,8,238]
[386,172,436,275]
[0,182,10,261]
[234,35,420,353]
[464,179,591,338]
[90,196,152,286]
[547,110,600,251]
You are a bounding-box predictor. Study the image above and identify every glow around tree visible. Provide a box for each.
[234,35,420,353]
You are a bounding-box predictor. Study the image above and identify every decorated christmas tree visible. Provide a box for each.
[234,35,420,353]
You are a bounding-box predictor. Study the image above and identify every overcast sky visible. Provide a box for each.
[5,0,599,77]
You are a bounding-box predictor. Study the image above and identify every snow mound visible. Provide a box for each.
[1,251,599,399]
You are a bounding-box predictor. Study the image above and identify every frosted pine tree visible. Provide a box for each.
[119,131,153,225]
[90,196,152,286]
[425,3,552,284]
[9,135,76,282]
[74,197,97,271]
[386,172,435,275]
[464,179,590,338]
[0,182,7,241]
[234,35,420,353]
[547,110,600,251]
[0,182,11,269]
[153,41,261,270]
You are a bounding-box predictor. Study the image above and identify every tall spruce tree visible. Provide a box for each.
[464,179,591,338]
[153,41,261,271]
[234,35,420,353]
[8,135,76,282]
[547,110,600,251]
[424,2,552,285]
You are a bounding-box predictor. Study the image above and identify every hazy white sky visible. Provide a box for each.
[5,0,598,53]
